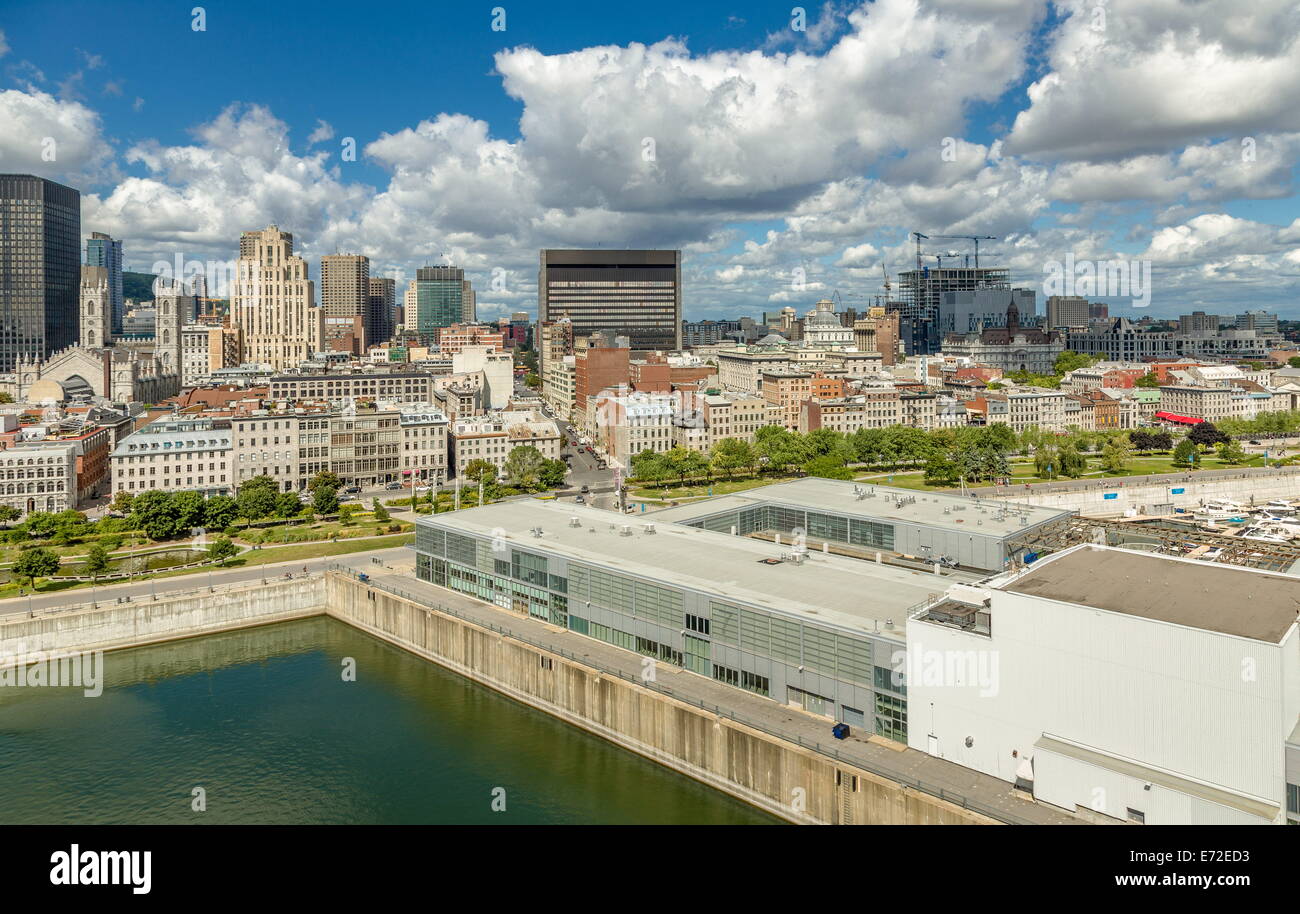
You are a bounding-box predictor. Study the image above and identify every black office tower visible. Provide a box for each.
[538,249,682,350]
[0,174,81,371]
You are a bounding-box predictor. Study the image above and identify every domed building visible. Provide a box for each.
[802,299,854,348]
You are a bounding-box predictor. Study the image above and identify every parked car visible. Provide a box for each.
[580,484,590,494]
[574,495,585,504]
[385,481,404,490]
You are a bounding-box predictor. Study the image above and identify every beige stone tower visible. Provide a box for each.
[153,278,192,379]
[232,225,322,369]
[80,265,111,349]
[321,253,370,349]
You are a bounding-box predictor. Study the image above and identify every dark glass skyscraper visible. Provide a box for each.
[85,231,124,336]
[0,174,81,371]
[538,249,681,350]
[411,266,463,345]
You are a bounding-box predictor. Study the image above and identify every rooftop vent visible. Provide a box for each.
[619,524,633,536]
[568,516,581,527]
[530,526,544,537]
[643,523,656,534]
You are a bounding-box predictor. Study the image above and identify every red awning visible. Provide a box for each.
[1154,411,1200,425]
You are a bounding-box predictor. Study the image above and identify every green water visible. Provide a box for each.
[0,618,778,824]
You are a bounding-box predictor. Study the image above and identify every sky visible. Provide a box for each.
[2,0,1299,322]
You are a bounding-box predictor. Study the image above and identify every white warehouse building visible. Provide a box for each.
[906,544,1300,825]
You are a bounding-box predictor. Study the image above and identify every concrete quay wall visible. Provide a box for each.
[0,577,324,664]
[325,572,993,826]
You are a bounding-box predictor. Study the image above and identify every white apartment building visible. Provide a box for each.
[449,410,560,478]
[590,393,676,466]
[987,388,1068,432]
[0,443,78,515]
[110,418,233,497]
[1158,385,1233,423]
[399,405,450,484]
[451,345,513,410]
[543,354,576,420]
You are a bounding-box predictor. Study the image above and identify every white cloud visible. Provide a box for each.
[0,87,112,183]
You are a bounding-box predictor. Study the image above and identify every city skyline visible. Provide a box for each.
[1,1,1298,322]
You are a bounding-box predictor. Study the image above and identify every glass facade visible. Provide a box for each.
[412,266,463,345]
[415,520,905,740]
[0,175,80,371]
[686,504,895,552]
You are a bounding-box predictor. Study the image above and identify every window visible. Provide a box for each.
[1126,808,1145,825]
[741,671,769,697]
[685,613,710,635]
[1286,783,1298,816]
[874,693,907,742]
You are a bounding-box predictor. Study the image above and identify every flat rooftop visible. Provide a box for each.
[1003,545,1300,643]
[652,477,1071,538]
[418,500,983,639]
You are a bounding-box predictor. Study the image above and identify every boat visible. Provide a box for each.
[1235,521,1299,544]
[1262,500,1297,515]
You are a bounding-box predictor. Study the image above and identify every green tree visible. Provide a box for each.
[308,471,342,494]
[801,453,850,479]
[13,547,60,589]
[274,491,302,518]
[236,476,279,520]
[1058,444,1087,478]
[1101,437,1132,473]
[710,437,755,479]
[630,450,670,484]
[172,491,206,530]
[0,504,20,525]
[371,498,390,522]
[502,445,546,490]
[203,495,238,530]
[537,458,568,490]
[462,459,498,487]
[1053,350,1099,375]
[110,490,135,515]
[524,372,541,389]
[83,543,112,584]
[338,503,356,525]
[663,447,709,484]
[131,490,180,540]
[312,486,340,515]
[207,536,239,566]
[1135,372,1160,388]
[1288,356,1300,369]
[1034,445,1060,478]
[1217,438,1247,465]
[1188,422,1226,448]
[1173,438,1198,466]
[1150,429,1173,451]
[923,454,960,485]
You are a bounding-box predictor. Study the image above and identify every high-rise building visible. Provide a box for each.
[232,226,323,370]
[1236,310,1279,334]
[461,279,476,323]
[405,266,464,345]
[85,231,124,337]
[0,174,81,371]
[320,253,371,352]
[1178,311,1222,335]
[894,265,1010,355]
[538,249,682,350]
[1045,295,1090,329]
[368,276,396,345]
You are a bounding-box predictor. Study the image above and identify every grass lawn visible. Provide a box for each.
[0,532,414,601]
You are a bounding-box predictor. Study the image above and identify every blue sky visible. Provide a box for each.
[3,0,1299,320]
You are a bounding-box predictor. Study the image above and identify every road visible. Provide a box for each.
[0,546,410,618]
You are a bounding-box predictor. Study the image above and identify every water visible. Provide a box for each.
[0,618,779,825]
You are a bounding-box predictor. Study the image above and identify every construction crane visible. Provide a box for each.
[911,232,929,272]
[926,234,997,268]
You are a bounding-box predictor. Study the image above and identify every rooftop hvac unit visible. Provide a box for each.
[530,526,544,537]
[643,523,656,534]
[619,525,633,536]
[568,516,581,527]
